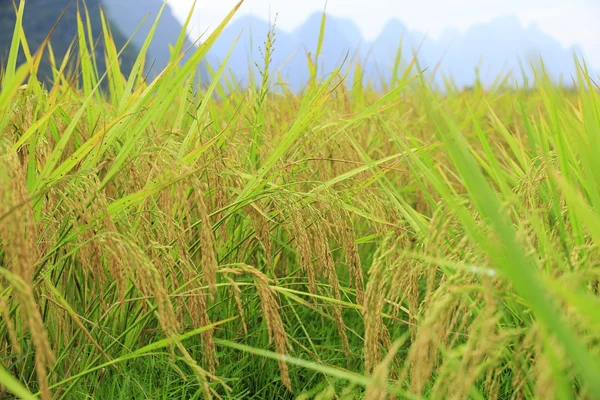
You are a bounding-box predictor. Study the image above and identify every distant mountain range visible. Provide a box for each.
[206,12,588,91]
[0,0,138,85]
[102,0,207,81]
[0,0,202,85]
[0,2,589,91]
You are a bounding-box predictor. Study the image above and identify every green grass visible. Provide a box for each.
[1,1,599,399]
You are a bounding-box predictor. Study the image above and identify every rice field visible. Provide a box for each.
[1,1,599,399]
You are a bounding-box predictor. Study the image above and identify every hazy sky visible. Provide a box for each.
[169,0,600,67]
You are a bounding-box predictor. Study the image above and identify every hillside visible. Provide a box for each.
[431,16,583,87]
[102,0,208,82]
[0,0,138,85]
[206,12,367,92]
[206,12,587,90]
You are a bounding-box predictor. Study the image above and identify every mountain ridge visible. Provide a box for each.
[205,12,589,90]
[0,0,138,85]
[0,0,206,86]
[101,0,207,80]
[1,3,590,91]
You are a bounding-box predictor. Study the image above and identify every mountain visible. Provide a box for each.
[3,3,585,92]
[206,13,587,91]
[207,15,297,88]
[433,16,584,87]
[101,0,207,81]
[205,12,365,92]
[365,19,432,85]
[0,0,138,86]
[0,0,207,87]
[292,12,362,67]
[289,12,364,85]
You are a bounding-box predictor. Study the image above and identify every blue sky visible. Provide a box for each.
[168,0,600,67]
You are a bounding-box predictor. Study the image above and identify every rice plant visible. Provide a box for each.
[1,1,599,399]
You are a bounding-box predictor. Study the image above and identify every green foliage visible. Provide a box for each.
[1,2,599,399]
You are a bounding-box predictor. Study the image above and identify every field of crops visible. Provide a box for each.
[1,1,599,399]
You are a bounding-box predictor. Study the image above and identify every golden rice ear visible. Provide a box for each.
[221,265,292,391]
[363,240,392,375]
[403,290,454,396]
[365,338,404,400]
[315,226,351,360]
[246,204,273,272]
[288,204,316,295]
[0,292,20,356]
[124,239,179,335]
[530,324,564,400]
[181,263,218,374]
[193,184,218,296]
[175,341,213,400]
[326,195,366,306]
[0,150,54,400]
[227,277,248,335]
[430,283,502,399]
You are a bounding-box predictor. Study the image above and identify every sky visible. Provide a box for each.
[168,0,600,67]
